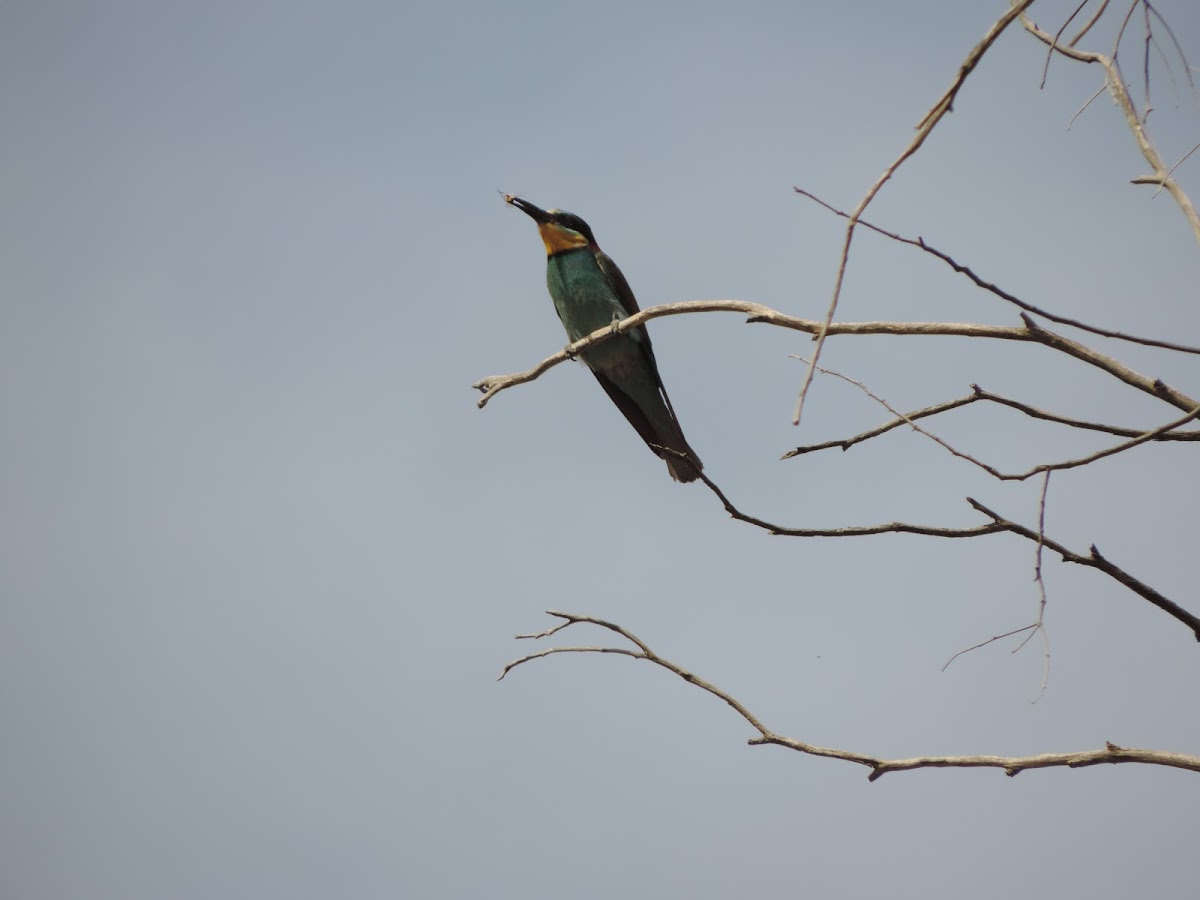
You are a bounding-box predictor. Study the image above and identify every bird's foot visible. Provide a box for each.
[563,343,577,361]
[609,312,623,334]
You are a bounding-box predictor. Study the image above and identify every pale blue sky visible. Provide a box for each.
[2,2,1199,898]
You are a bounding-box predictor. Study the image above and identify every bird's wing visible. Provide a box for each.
[595,249,686,423]
[595,250,641,317]
[589,368,700,482]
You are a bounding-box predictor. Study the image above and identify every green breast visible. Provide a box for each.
[545,249,628,342]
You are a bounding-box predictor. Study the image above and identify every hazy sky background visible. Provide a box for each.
[3,2,1199,898]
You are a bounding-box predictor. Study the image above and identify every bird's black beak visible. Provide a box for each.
[503,194,551,224]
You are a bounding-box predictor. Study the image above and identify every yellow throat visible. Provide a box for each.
[537,221,590,256]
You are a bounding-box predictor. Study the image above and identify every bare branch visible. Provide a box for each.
[967,497,1200,641]
[1031,471,1053,699]
[686,459,1200,641]
[667,449,1200,641]
[473,301,1199,414]
[793,187,1200,355]
[499,645,643,678]
[1141,0,1153,121]
[1069,0,1110,48]
[783,383,1200,460]
[500,611,776,736]
[788,357,1013,478]
[501,612,1200,780]
[783,360,1200,481]
[687,461,1005,540]
[971,386,1200,438]
[855,742,1200,780]
[942,623,1039,672]
[782,392,978,457]
[794,0,1037,425]
[1016,313,1197,413]
[1021,403,1200,476]
[1069,84,1109,128]
[1041,0,1094,88]
[1112,0,1140,66]
[1145,1,1196,93]
[477,308,1200,639]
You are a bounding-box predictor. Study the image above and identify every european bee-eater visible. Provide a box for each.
[505,195,703,483]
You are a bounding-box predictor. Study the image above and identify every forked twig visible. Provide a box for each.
[940,476,1053,698]
[942,623,1039,672]
[783,383,1200,460]
[785,357,1200,481]
[967,497,1200,642]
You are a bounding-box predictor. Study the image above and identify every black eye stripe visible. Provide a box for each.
[551,212,597,244]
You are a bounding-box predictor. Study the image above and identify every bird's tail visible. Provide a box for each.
[591,370,703,484]
[661,438,703,483]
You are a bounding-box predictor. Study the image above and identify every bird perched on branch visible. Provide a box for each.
[504,194,703,483]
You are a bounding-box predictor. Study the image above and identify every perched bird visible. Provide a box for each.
[505,195,702,483]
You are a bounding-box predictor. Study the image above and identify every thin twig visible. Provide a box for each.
[1017,403,1200,477]
[783,383,1200,460]
[942,624,1039,672]
[789,356,1007,475]
[1148,140,1200,200]
[1031,471,1053,700]
[939,475,1055,697]
[1112,0,1140,64]
[783,393,979,457]
[786,358,1200,481]
[1041,0,1093,88]
[691,458,1005,540]
[500,611,776,737]
[1145,1,1196,92]
[1142,0,1153,121]
[967,497,1200,642]
[1069,0,1110,47]
[1068,84,1108,128]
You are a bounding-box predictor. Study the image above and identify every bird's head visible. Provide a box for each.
[504,194,597,257]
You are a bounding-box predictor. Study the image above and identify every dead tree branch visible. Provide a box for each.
[689,460,1200,641]
[966,497,1200,641]
[644,441,1200,640]
[475,299,1200,641]
[500,611,1200,780]
[473,302,1198,414]
[782,362,1200,480]
[792,187,1200,356]
[783,384,1200,460]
